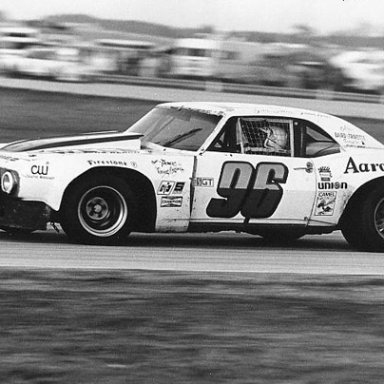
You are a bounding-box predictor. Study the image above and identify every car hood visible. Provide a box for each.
[0,131,143,153]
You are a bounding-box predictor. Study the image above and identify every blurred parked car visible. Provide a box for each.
[0,46,98,81]
[330,50,384,94]
[248,50,343,91]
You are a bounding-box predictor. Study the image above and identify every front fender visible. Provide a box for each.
[17,151,195,219]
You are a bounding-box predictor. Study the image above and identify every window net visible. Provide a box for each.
[239,118,291,156]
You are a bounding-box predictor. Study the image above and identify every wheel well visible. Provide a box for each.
[61,167,157,232]
[339,176,384,226]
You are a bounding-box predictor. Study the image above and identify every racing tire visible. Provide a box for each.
[339,205,365,250]
[341,185,384,251]
[60,175,137,245]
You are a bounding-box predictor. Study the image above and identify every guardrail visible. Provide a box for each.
[98,74,384,104]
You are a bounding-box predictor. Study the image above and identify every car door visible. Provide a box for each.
[190,116,317,226]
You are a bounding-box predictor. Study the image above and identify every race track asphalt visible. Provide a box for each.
[1,230,384,274]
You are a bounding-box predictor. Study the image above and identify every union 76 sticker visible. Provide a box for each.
[315,191,337,216]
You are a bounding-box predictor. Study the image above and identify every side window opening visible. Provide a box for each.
[207,116,292,156]
[300,121,340,157]
[207,117,239,153]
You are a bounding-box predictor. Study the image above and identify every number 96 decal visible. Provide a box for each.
[206,161,288,219]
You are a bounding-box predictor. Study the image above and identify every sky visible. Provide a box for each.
[1,0,383,34]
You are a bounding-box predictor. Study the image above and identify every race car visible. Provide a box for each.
[1,102,384,251]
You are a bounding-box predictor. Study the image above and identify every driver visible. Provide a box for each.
[264,124,288,151]
[240,119,289,153]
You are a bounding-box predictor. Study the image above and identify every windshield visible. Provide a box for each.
[126,107,222,151]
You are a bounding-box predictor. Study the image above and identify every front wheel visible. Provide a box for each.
[60,175,137,244]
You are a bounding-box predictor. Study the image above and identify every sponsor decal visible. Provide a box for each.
[157,181,185,195]
[27,162,54,179]
[173,182,185,194]
[152,159,184,175]
[335,132,366,147]
[315,191,337,216]
[344,157,384,174]
[158,181,175,195]
[88,159,128,167]
[318,181,347,190]
[31,164,49,176]
[195,177,214,187]
[317,166,347,189]
[318,166,332,181]
[160,196,183,208]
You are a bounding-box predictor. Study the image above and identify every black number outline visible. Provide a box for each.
[206,161,288,219]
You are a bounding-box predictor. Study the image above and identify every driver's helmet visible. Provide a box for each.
[264,125,288,151]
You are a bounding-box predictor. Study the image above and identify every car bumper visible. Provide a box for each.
[0,193,52,230]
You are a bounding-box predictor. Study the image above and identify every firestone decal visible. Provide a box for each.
[344,157,384,174]
[88,159,128,167]
[87,159,138,168]
[315,191,337,216]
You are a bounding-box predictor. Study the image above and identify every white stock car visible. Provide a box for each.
[1,102,384,250]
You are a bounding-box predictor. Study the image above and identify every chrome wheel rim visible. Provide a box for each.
[374,197,384,239]
[78,186,128,237]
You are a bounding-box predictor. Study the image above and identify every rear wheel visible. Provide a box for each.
[340,204,365,250]
[341,185,384,251]
[60,175,136,244]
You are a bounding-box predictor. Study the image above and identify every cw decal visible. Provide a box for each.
[31,164,49,176]
[206,161,288,219]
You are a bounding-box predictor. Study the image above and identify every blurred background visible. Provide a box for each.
[0,0,384,95]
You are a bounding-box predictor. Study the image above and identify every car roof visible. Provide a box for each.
[161,101,332,120]
[159,102,383,150]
